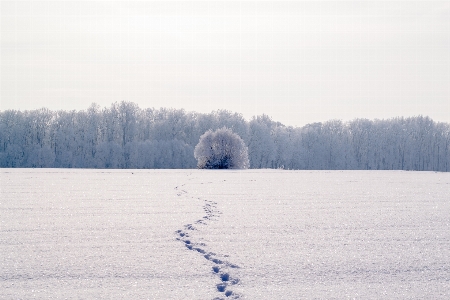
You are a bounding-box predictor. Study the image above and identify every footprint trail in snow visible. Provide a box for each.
[175,178,241,299]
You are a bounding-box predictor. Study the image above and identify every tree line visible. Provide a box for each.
[1,101,449,171]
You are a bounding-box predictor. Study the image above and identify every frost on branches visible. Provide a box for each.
[194,127,249,169]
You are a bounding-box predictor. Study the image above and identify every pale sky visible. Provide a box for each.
[1,1,449,127]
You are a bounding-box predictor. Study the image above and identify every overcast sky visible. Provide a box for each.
[1,1,449,127]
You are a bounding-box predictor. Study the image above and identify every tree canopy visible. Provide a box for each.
[194,127,249,169]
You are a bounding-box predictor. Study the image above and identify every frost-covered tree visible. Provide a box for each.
[1,102,450,171]
[248,115,276,168]
[95,141,123,168]
[28,145,55,168]
[194,127,249,169]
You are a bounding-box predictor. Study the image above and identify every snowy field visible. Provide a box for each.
[1,169,449,299]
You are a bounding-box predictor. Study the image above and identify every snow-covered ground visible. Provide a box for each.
[1,169,449,299]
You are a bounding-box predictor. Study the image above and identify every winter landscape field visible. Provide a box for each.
[1,169,449,299]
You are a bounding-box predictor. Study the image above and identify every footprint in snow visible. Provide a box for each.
[174,179,241,299]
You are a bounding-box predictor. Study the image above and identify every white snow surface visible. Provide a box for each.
[1,169,449,299]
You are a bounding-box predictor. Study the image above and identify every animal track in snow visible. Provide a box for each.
[174,177,241,299]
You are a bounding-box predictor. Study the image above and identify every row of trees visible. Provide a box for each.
[1,101,449,171]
